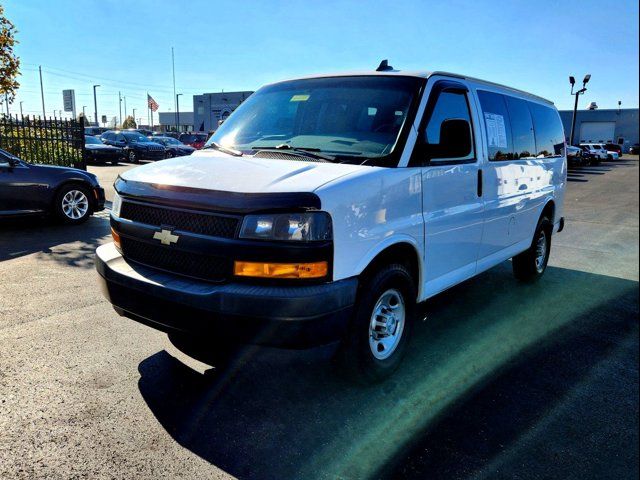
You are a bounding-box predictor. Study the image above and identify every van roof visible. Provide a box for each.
[275,69,555,106]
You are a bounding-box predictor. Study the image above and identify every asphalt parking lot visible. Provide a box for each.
[1,157,638,479]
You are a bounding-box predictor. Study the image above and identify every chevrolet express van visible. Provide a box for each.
[96,62,566,382]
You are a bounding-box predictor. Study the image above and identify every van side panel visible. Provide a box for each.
[316,167,424,295]
[468,81,566,267]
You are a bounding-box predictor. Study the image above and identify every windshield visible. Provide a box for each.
[85,136,103,145]
[206,76,423,159]
[123,132,149,142]
[161,137,182,145]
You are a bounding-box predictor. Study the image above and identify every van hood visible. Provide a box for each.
[119,150,367,193]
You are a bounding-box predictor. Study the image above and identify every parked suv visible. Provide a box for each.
[580,143,607,164]
[149,136,196,158]
[604,143,622,158]
[97,65,566,382]
[101,130,165,163]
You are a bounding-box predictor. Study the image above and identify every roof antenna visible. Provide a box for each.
[376,59,394,72]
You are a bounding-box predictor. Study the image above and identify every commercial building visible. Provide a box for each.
[157,111,194,133]
[193,91,253,133]
[558,108,638,152]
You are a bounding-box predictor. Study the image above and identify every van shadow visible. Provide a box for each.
[0,213,111,268]
[137,265,638,479]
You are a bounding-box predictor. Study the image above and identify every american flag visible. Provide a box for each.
[147,94,159,112]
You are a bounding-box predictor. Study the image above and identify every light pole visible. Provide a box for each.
[82,105,86,119]
[176,93,182,132]
[19,101,23,117]
[93,84,100,126]
[569,74,590,146]
[132,108,136,126]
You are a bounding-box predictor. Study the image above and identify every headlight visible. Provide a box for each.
[239,212,332,242]
[111,192,122,217]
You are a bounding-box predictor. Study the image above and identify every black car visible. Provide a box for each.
[100,131,165,163]
[149,136,196,158]
[0,148,105,224]
[84,135,123,165]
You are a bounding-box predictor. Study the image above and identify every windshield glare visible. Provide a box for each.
[207,76,422,158]
[85,136,102,144]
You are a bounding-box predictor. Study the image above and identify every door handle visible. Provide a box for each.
[477,169,483,197]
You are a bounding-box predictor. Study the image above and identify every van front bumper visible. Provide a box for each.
[95,243,357,348]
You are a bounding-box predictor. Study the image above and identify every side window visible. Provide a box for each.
[424,91,474,162]
[477,91,514,161]
[505,96,536,158]
[528,102,565,157]
[116,134,126,142]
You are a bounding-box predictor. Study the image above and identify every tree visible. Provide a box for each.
[122,115,137,129]
[0,5,20,104]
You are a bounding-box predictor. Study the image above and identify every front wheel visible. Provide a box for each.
[128,150,138,163]
[512,216,552,282]
[54,184,92,224]
[337,264,416,383]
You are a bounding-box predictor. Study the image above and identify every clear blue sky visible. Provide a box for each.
[3,0,639,122]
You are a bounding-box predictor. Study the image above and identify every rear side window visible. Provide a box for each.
[505,96,536,158]
[477,90,513,161]
[528,102,565,157]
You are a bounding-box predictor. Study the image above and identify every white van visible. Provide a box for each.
[97,61,566,382]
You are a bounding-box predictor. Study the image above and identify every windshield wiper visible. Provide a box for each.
[251,144,336,162]
[202,141,243,157]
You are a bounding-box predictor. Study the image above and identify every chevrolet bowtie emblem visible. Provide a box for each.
[153,229,179,246]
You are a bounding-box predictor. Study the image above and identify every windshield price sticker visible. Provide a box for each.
[290,94,310,102]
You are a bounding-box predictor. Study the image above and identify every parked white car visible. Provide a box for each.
[580,143,609,162]
[97,62,567,382]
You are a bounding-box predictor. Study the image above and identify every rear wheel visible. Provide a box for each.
[54,184,92,224]
[128,150,138,163]
[512,215,552,282]
[337,263,416,383]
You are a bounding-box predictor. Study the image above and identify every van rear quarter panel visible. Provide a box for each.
[316,167,424,291]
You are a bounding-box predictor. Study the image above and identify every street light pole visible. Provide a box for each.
[176,93,182,132]
[568,74,590,146]
[132,108,136,126]
[93,84,100,126]
[19,101,23,118]
[82,105,86,119]
[118,91,122,126]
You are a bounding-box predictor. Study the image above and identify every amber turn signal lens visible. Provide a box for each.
[234,261,328,279]
[111,227,121,249]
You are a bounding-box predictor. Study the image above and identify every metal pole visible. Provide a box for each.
[19,101,23,117]
[176,94,182,132]
[118,91,122,126]
[569,90,581,146]
[132,108,136,126]
[124,96,127,120]
[39,66,46,118]
[172,47,177,131]
[93,85,100,126]
[4,93,9,115]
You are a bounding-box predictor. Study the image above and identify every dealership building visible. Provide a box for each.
[192,91,253,133]
[558,108,638,152]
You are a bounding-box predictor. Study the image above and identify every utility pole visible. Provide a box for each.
[19,101,23,117]
[568,74,591,146]
[124,96,127,119]
[176,93,182,132]
[4,93,9,115]
[172,47,177,131]
[118,91,122,126]
[93,84,100,127]
[39,66,46,118]
[132,108,136,126]
[82,105,86,118]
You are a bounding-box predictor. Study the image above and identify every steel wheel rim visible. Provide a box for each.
[62,190,89,220]
[368,289,406,360]
[129,151,136,161]
[535,230,547,272]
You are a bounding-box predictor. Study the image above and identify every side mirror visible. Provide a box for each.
[426,118,473,160]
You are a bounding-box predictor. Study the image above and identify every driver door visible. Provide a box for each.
[0,151,41,215]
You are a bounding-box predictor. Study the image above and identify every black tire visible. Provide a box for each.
[111,158,119,165]
[512,215,552,282]
[167,333,240,369]
[127,150,139,163]
[54,183,92,224]
[337,263,416,383]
